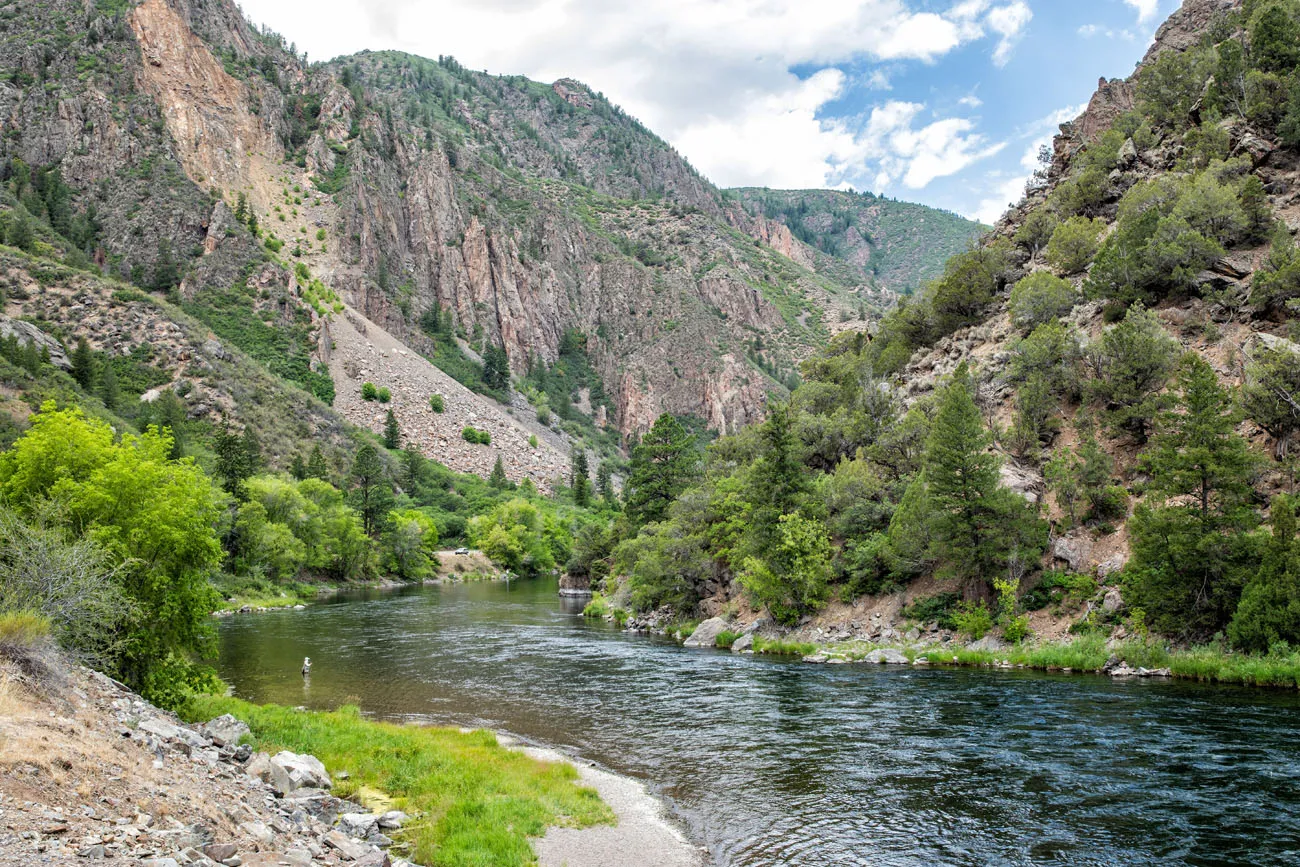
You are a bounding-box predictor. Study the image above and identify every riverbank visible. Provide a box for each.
[179,695,615,866]
[679,620,1300,689]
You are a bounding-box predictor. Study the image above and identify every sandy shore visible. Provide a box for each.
[508,741,707,867]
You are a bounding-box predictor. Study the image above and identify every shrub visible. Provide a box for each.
[715,630,740,649]
[1003,614,1031,643]
[1008,272,1078,329]
[361,382,378,401]
[462,426,491,445]
[1090,485,1129,521]
[528,434,539,448]
[536,407,551,426]
[0,611,51,651]
[315,228,326,241]
[900,592,961,628]
[429,394,445,413]
[377,387,391,403]
[1045,216,1106,274]
[952,600,994,639]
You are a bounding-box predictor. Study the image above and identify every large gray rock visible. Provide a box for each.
[731,633,754,653]
[683,617,729,648]
[339,813,379,839]
[865,648,910,664]
[200,714,250,747]
[377,811,408,830]
[1101,586,1125,616]
[1096,554,1127,579]
[0,316,70,370]
[968,634,1005,652]
[268,751,332,792]
[324,829,375,861]
[1052,534,1093,573]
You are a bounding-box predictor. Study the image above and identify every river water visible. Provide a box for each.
[216,579,1300,866]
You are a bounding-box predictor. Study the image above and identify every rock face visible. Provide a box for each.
[683,617,730,648]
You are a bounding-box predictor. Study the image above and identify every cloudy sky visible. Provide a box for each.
[237,0,1178,224]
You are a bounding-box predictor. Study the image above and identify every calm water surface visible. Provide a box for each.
[216,579,1300,866]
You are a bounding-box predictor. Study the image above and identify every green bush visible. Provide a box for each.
[361,382,378,401]
[1045,216,1106,274]
[377,387,391,403]
[901,592,961,628]
[429,394,445,413]
[462,426,491,445]
[1003,614,1031,644]
[715,629,740,649]
[1008,272,1078,329]
[952,600,994,640]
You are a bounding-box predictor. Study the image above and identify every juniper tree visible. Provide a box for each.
[1128,355,1262,637]
[383,409,401,450]
[624,413,697,528]
[70,337,95,389]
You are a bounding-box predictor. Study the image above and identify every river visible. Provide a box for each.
[216,579,1300,866]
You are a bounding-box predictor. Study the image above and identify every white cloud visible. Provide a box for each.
[987,2,1032,67]
[238,0,1026,199]
[959,94,983,108]
[1078,22,1137,41]
[1124,0,1159,24]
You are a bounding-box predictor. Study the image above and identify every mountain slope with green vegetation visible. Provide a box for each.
[729,187,988,294]
[573,0,1300,685]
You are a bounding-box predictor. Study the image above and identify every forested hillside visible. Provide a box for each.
[585,0,1300,662]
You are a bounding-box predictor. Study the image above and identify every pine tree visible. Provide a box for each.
[7,212,33,252]
[234,193,248,224]
[289,452,308,481]
[624,413,697,528]
[401,446,424,494]
[97,358,120,410]
[922,366,1044,595]
[596,462,615,505]
[748,402,810,556]
[1229,495,1300,653]
[306,444,330,482]
[571,447,592,507]
[348,444,393,537]
[70,337,95,389]
[383,409,401,450]
[214,424,251,497]
[489,454,509,489]
[1128,355,1262,637]
[241,426,263,477]
[20,340,39,375]
[150,240,180,293]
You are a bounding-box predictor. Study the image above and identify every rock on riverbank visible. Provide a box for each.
[0,661,417,866]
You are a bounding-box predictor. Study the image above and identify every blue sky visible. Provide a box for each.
[240,0,1181,223]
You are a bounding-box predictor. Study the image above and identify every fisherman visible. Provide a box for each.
[302,656,312,676]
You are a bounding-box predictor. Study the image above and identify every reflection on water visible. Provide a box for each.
[217,579,1300,866]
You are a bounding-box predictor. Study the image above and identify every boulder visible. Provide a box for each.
[1101,586,1125,616]
[1096,554,1126,579]
[1052,534,1093,573]
[999,461,1043,504]
[354,853,392,867]
[1117,137,1138,168]
[268,751,332,792]
[967,635,1005,652]
[201,714,250,748]
[323,829,374,861]
[683,617,728,648]
[865,648,909,665]
[238,820,274,845]
[731,633,753,653]
[202,844,239,862]
[377,811,408,830]
[338,813,379,839]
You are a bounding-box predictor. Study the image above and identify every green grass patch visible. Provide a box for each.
[178,697,614,866]
[751,636,817,657]
[714,629,740,649]
[0,611,51,649]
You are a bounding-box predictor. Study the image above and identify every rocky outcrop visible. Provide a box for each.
[683,617,730,648]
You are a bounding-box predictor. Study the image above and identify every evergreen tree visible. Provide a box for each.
[489,454,509,489]
[214,424,252,497]
[482,343,510,391]
[347,443,393,537]
[1128,355,1262,637]
[289,452,308,481]
[748,402,810,556]
[383,408,401,450]
[596,461,615,505]
[401,446,424,494]
[1242,345,1300,459]
[20,340,39,375]
[1229,495,1300,653]
[234,193,248,224]
[1088,304,1179,441]
[6,211,33,253]
[150,240,180,293]
[97,358,120,410]
[921,366,1044,595]
[624,413,697,528]
[70,337,95,389]
[241,426,263,477]
[306,444,330,482]
[571,447,592,507]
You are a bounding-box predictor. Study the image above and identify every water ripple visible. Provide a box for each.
[219,581,1300,866]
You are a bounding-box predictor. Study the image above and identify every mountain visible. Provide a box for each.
[0,0,982,472]
[593,0,1300,655]
[729,187,986,294]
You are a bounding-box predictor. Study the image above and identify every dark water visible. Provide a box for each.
[216,579,1300,866]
